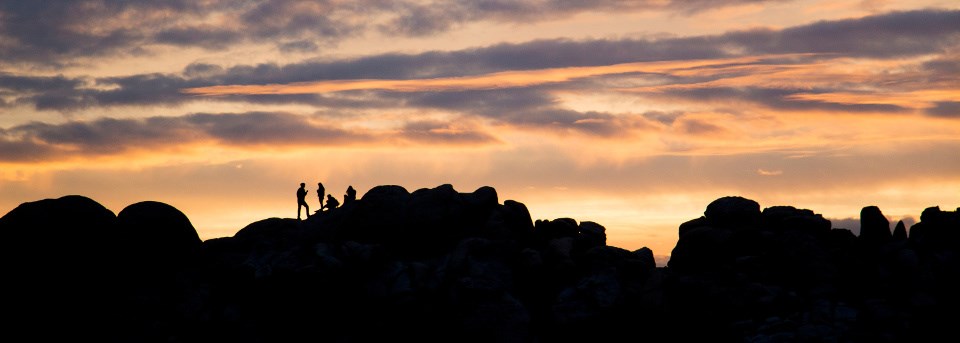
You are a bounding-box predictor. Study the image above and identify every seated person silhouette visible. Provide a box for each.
[297,183,310,220]
[323,194,340,211]
[344,185,357,204]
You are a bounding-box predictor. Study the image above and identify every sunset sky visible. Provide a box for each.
[2,0,959,264]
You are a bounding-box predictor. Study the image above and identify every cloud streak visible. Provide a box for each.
[5,9,956,121]
[182,55,794,95]
[0,111,499,163]
[0,0,796,66]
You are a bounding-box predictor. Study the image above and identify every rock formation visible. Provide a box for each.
[1,186,958,342]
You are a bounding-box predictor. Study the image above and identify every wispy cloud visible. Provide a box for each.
[0,0,796,66]
[181,55,793,95]
[757,168,783,176]
[4,9,955,119]
[0,111,498,163]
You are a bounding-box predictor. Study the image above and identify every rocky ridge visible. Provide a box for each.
[1,186,958,342]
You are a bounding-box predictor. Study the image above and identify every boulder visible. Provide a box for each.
[0,195,122,340]
[535,218,580,241]
[117,201,201,269]
[463,186,499,210]
[762,206,831,235]
[679,216,709,237]
[336,185,411,243]
[909,206,960,251]
[668,226,732,272]
[0,195,118,249]
[893,220,907,241]
[578,221,607,249]
[634,247,657,271]
[859,206,891,244]
[0,195,121,271]
[501,200,535,239]
[705,196,761,228]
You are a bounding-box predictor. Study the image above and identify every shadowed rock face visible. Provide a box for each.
[704,196,761,228]
[893,220,908,241]
[1,188,958,342]
[668,199,960,342]
[0,195,118,247]
[118,201,201,270]
[0,195,123,340]
[0,194,121,280]
[859,205,892,245]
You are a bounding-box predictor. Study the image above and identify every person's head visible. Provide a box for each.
[300,183,305,187]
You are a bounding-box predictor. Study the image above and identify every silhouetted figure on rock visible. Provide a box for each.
[323,194,340,211]
[317,182,325,208]
[344,185,356,204]
[297,183,310,220]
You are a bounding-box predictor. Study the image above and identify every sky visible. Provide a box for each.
[1,0,959,264]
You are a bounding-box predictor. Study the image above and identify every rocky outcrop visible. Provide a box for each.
[893,220,908,241]
[1,187,958,342]
[859,205,892,245]
[118,201,202,270]
[0,185,663,342]
[704,195,761,228]
[668,198,960,342]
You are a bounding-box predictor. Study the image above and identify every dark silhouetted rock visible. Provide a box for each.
[668,197,960,342]
[860,206,891,244]
[0,195,118,248]
[4,188,959,342]
[0,195,121,276]
[678,216,709,237]
[705,196,760,228]
[578,221,606,249]
[0,195,123,341]
[464,185,498,209]
[535,217,580,241]
[117,201,201,269]
[762,205,831,235]
[634,247,657,271]
[893,220,907,241]
[668,225,732,272]
[495,199,535,241]
[913,206,960,248]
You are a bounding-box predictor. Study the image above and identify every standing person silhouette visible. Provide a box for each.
[344,185,356,204]
[316,182,325,210]
[297,183,310,220]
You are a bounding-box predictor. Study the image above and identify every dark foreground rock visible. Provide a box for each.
[1,186,958,342]
[668,199,960,342]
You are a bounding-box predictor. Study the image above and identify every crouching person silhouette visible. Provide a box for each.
[323,194,340,211]
[297,183,310,220]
